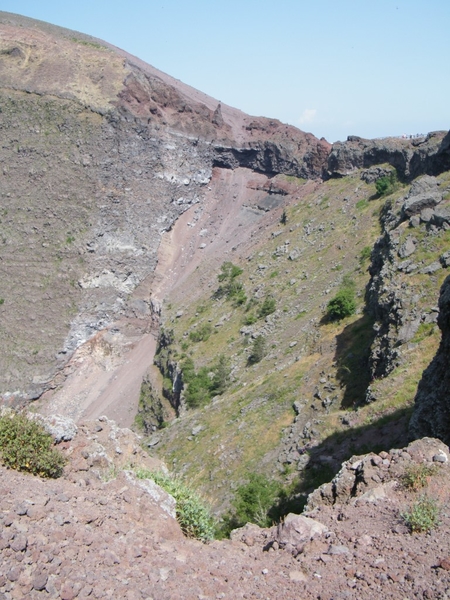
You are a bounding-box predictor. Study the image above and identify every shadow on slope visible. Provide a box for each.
[273,404,412,518]
[333,314,376,408]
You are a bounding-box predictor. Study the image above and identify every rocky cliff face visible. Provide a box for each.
[0,12,329,403]
[327,131,450,180]
[365,174,450,382]
[409,274,450,444]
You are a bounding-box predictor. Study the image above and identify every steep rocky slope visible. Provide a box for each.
[0,11,329,406]
[1,421,450,600]
[147,165,450,513]
[1,9,450,515]
[2,11,450,599]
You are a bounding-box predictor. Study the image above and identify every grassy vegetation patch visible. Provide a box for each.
[402,494,440,533]
[0,411,66,478]
[182,355,230,408]
[402,463,437,491]
[135,468,216,541]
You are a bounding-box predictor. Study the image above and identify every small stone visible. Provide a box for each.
[289,570,307,582]
[32,573,48,591]
[60,583,78,600]
[15,503,28,516]
[433,452,448,463]
[7,566,21,582]
[438,557,450,570]
[10,534,27,552]
[327,544,350,555]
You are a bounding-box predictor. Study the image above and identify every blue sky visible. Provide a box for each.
[1,1,448,142]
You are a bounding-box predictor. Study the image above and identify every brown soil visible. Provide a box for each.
[1,426,450,599]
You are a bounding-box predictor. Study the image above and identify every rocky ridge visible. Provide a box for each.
[327,131,450,180]
[366,173,450,381]
[1,421,450,599]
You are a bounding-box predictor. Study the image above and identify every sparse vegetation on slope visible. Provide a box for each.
[135,468,216,541]
[326,276,357,321]
[149,166,450,520]
[0,411,66,477]
[402,494,440,533]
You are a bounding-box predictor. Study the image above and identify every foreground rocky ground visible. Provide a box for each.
[1,418,449,599]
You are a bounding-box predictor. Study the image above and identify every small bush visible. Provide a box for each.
[182,355,230,408]
[326,288,356,321]
[402,494,440,533]
[189,323,212,343]
[0,412,66,478]
[135,469,215,541]
[243,313,257,326]
[402,463,437,491]
[375,171,399,197]
[258,296,276,319]
[359,245,372,264]
[215,262,246,305]
[228,473,282,529]
[218,262,243,282]
[247,336,266,365]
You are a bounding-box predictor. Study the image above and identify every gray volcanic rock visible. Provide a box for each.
[327,131,450,180]
[0,12,329,402]
[410,275,450,444]
[401,175,443,217]
[366,174,450,380]
[305,437,449,510]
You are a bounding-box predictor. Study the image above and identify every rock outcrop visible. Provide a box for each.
[327,131,450,181]
[366,174,449,380]
[305,437,449,510]
[410,275,450,444]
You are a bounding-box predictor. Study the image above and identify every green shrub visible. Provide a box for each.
[0,411,66,478]
[402,494,440,533]
[231,473,281,528]
[215,262,246,305]
[231,288,247,307]
[189,323,212,343]
[359,245,372,264]
[326,288,356,321]
[135,469,215,541]
[258,296,276,319]
[375,171,399,197]
[402,463,437,491]
[243,313,257,326]
[182,355,230,408]
[326,276,356,321]
[209,354,230,396]
[218,262,243,282]
[247,336,266,365]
